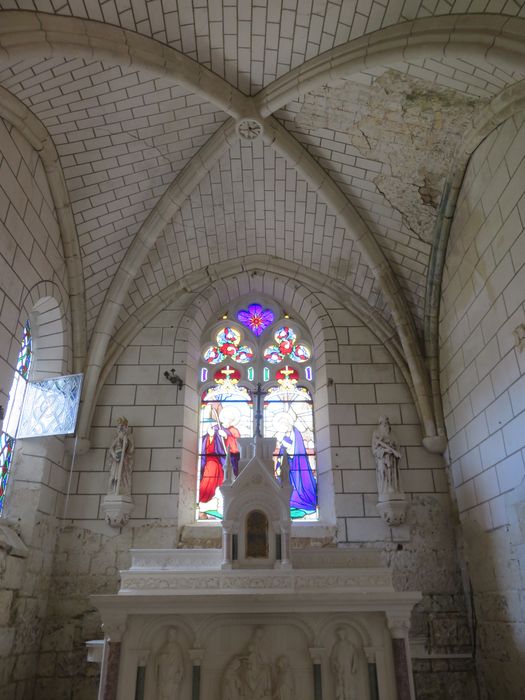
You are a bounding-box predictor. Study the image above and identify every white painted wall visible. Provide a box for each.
[0,118,72,698]
[440,112,525,698]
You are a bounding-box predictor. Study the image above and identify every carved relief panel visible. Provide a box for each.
[143,625,192,700]
[321,624,371,700]
[201,623,313,700]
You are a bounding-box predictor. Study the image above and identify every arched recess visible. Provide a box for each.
[4,282,70,524]
[21,281,71,381]
[90,260,426,537]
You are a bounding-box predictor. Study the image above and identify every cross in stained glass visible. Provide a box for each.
[250,382,268,437]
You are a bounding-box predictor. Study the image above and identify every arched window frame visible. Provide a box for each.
[196,301,317,522]
[0,289,69,518]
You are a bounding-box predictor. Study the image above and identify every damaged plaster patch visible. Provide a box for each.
[296,71,483,243]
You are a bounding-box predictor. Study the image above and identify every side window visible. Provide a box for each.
[0,321,32,512]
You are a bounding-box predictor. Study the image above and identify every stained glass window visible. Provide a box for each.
[0,321,32,513]
[264,372,317,520]
[197,308,317,521]
[197,367,253,520]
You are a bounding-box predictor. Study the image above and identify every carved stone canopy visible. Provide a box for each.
[220,436,292,569]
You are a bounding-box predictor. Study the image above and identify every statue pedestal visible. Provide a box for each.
[101,494,134,529]
[376,495,408,527]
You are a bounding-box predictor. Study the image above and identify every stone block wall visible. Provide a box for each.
[0,119,71,698]
[440,112,525,698]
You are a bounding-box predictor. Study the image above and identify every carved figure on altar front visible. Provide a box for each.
[246,626,272,698]
[274,655,295,700]
[222,656,243,700]
[330,626,358,700]
[107,416,134,496]
[372,416,401,498]
[155,627,184,700]
[245,648,272,699]
[221,627,273,700]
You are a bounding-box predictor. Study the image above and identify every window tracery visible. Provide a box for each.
[197,306,317,522]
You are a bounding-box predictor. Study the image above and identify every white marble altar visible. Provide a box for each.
[91,438,421,700]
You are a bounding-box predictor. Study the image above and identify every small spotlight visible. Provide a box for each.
[164,369,183,389]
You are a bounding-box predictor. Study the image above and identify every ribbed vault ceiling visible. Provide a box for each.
[0,3,524,364]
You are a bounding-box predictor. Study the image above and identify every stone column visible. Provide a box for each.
[364,646,379,700]
[280,523,291,568]
[386,614,416,700]
[309,647,324,700]
[190,648,204,700]
[134,652,148,700]
[99,618,126,700]
[221,520,233,569]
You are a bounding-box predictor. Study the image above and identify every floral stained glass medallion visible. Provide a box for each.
[203,327,254,365]
[264,326,311,364]
[237,304,274,336]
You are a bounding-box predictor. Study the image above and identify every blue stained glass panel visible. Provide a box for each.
[233,345,254,363]
[17,321,32,379]
[204,346,224,364]
[0,321,32,513]
[290,344,311,363]
[264,384,317,520]
[0,433,15,512]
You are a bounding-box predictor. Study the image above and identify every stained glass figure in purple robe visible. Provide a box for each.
[265,380,317,518]
[277,423,317,512]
